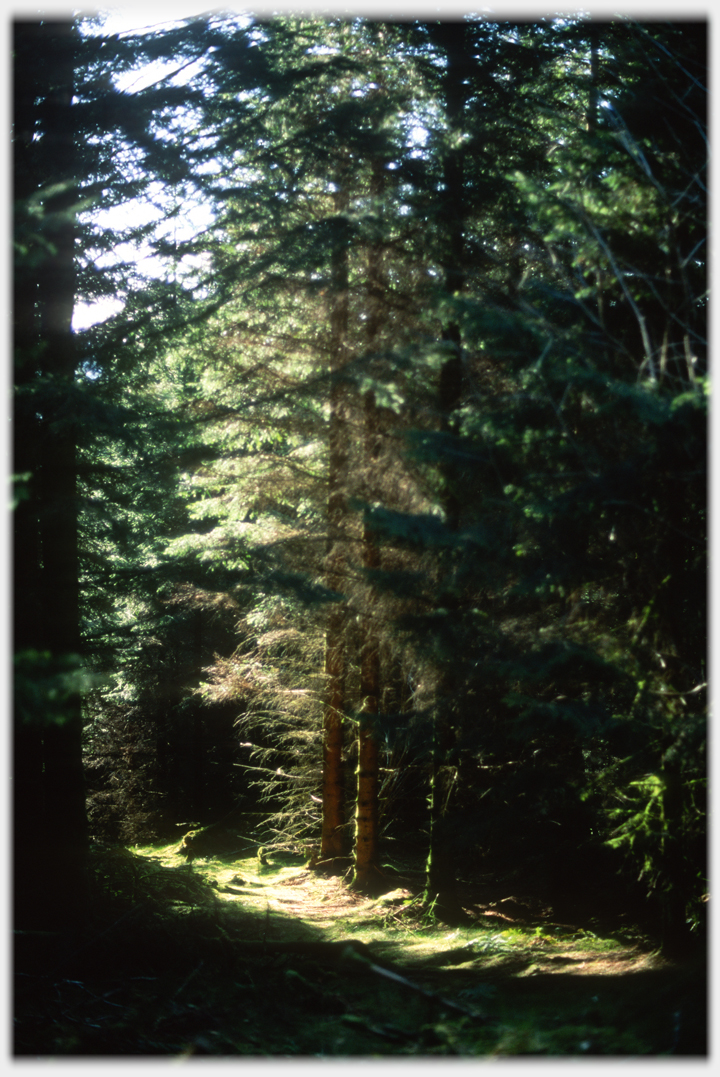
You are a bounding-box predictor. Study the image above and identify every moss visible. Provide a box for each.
[14,843,707,1057]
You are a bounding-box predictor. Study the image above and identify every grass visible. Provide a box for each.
[13,840,707,1057]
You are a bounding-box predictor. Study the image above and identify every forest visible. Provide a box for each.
[12,11,707,1058]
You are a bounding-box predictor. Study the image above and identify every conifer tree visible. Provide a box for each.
[419,19,472,922]
[13,19,88,930]
[351,153,386,893]
[22,12,704,948]
[169,17,426,869]
[383,17,706,937]
[321,160,352,860]
[13,11,231,916]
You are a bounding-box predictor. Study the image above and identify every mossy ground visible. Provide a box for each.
[14,841,707,1056]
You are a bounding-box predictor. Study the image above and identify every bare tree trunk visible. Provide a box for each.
[320,172,351,864]
[349,151,389,894]
[352,393,384,891]
[353,620,381,888]
[423,21,470,924]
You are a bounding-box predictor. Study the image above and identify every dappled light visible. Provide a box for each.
[13,12,706,1059]
[14,842,706,1055]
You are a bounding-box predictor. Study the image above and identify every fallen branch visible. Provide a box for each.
[339,944,486,1020]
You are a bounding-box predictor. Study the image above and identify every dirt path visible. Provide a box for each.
[178,849,663,978]
[14,843,707,1056]
[134,845,706,1054]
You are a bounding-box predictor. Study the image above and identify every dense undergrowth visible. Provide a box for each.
[14,840,707,1056]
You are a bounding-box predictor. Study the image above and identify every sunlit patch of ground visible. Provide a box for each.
[133,841,684,982]
[16,841,703,1057]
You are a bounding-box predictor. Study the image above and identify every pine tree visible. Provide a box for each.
[166,17,427,869]
[13,11,237,916]
[27,14,704,950]
[13,19,89,931]
[396,17,706,936]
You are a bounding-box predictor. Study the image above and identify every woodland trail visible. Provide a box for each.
[133,843,707,1055]
[14,843,707,1057]
[188,850,658,977]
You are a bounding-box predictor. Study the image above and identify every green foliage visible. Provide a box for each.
[14,650,100,728]
[12,11,705,952]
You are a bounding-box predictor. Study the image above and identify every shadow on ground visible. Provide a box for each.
[13,842,707,1056]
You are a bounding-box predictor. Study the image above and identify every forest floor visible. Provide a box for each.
[13,841,707,1057]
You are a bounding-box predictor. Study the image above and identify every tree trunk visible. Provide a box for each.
[423,21,470,923]
[321,600,347,862]
[350,152,388,894]
[353,647,381,890]
[660,757,693,955]
[587,24,600,135]
[352,391,384,892]
[320,170,351,864]
[13,20,89,933]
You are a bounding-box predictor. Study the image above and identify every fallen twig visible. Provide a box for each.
[339,944,486,1020]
